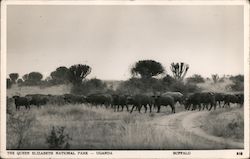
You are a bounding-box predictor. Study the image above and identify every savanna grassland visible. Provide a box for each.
[6,82,244,150]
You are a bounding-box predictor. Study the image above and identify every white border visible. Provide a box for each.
[1,0,249,158]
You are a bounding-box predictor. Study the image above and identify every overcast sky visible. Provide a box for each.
[7,5,244,80]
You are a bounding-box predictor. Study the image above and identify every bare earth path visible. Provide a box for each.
[151,111,244,149]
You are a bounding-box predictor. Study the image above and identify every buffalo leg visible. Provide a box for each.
[125,105,129,112]
[149,104,152,113]
[143,105,147,113]
[157,105,161,113]
[130,106,135,113]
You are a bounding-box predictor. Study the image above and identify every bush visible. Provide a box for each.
[169,81,201,95]
[229,75,244,83]
[229,75,244,91]
[162,75,175,86]
[7,112,36,149]
[46,126,72,149]
[186,74,205,84]
[71,78,108,95]
[229,81,244,92]
[116,78,166,95]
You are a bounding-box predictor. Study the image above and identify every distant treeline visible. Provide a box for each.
[7,60,244,95]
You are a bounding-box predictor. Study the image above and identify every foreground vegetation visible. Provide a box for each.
[200,107,244,142]
[7,104,176,149]
[7,102,244,150]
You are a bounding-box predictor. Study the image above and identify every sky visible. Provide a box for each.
[7,5,244,80]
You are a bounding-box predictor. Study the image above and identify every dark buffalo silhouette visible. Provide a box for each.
[86,93,112,107]
[12,96,30,110]
[235,92,244,106]
[25,94,48,108]
[153,95,175,113]
[46,94,66,105]
[63,94,86,104]
[161,92,184,104]
[223,94,240,107]
[184,92,216,111]
[214,92,225,107]
[129,95,154,113]
[112,94,129,112]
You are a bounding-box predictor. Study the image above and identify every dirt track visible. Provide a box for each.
[151,111,244,149]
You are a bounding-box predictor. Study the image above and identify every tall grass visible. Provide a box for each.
[6,104,187,149]
[200,107,244,142]
[7,84,71,97]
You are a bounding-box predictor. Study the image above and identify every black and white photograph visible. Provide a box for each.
[1,0,249,158]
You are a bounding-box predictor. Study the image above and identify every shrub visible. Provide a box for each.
[71,78,108,95]
[116,78,166,95]
[169,81,201,95]
[229,75,244,91]
[46,126,72,149]
[186,74,205,84]
[7,112,36,149]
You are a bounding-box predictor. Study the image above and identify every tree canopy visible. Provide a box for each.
[50,66,69,84]
[131,60,165,79]
[9,73,19,84]
[68,64,91,85]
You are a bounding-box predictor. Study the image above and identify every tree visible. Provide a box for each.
[28,72,43,85]
[131,60,165,79]
[22,74,29,82]
[162,74,175,85]
[170,62,189,81]
[211,74,219,83]
[9,73,19,84]
[186,74,205,84]
[50,66,69,84]
[68,64,91,85]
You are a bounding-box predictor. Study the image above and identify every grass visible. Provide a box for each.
[7,84,71,97]
[6,103,190,150]
[7,102,243,150]
[6,84,244,150]
[200,106,244,142]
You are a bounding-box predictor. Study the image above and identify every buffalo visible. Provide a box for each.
[112,94,129,112]
[223,93,243,107]
[63,94,86,104]
[214,92,225,107]
[129,95,154,113]
[184,92,216,111]
[25,94,48,108]
[153,95,175,113]
[46,94,66,105]
[12,96,30,110]
[235,93,244,106]
[162,92,184,104]
[86,93,112,107]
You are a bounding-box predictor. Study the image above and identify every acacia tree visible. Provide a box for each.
[131,60,165,79]
[170,62,189,81]
[9,73,19,84]
[68,64,91,85]
[50,66,69,84]
[28,72,43,85]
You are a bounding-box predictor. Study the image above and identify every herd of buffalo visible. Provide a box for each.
[7,91,244,114]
